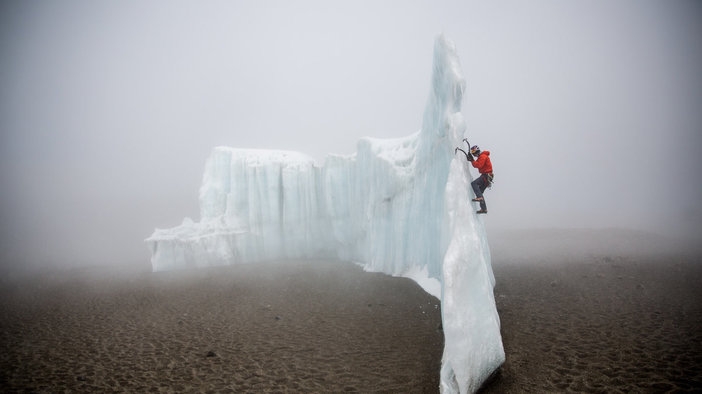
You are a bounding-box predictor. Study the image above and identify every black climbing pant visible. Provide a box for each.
[471,173,492,211]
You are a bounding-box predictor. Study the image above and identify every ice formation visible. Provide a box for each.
[146,35,504,393]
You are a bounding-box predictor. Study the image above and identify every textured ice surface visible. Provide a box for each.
[146,35,504,393]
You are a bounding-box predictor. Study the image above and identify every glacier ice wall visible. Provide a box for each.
[146,34,504,393]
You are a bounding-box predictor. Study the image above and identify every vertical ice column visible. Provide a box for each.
[199,147,232,220]
[441,159,504,394]
[410,34,467,281]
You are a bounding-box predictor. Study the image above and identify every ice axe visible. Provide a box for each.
[454,138,474,161]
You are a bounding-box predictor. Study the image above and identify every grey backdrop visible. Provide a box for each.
[1,1,700,269]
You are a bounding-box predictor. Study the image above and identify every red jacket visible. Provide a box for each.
[471,151,492,174]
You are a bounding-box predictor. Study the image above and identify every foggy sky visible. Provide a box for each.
[1,1,701,269]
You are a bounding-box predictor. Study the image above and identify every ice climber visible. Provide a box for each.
[455,141,493,214]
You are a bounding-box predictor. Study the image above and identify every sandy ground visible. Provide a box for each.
[483,229,702,393]
[0,260,443,393]
[486,256,702,393]
[1,229,701,393]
